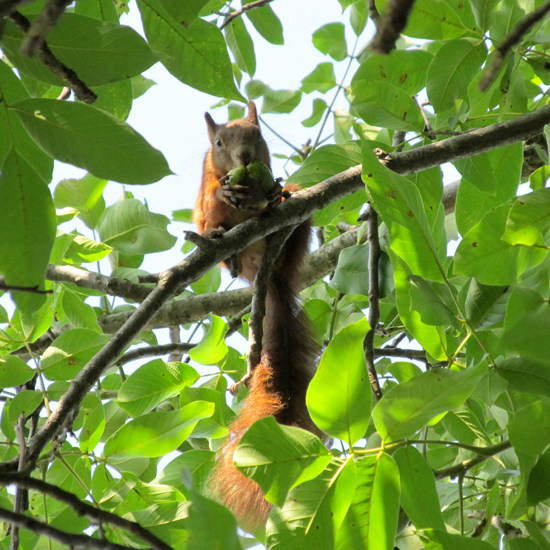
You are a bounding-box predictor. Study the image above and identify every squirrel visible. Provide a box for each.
[193,102,322,531]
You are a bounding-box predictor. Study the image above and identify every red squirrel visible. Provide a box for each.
[193,102,321,531]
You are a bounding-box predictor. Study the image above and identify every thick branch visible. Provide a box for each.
[370,0,417,54]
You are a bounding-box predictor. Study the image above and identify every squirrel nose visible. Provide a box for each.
[237,149,254,165]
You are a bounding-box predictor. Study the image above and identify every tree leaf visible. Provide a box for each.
[301,63,336,94]
[495,357,550,399]
[188,316,229,365]
[97,199,176,255]
[426,38,487,113]
[159,0,209,28]
[268,458,356,550]
[11,98,172,185]
[0,149,56,316]
[394,446,445,530]
[138,0,244,101]
[224,16,256,77]
[503,188,550,246]
[117,359,199,417]
[500,308,550,363]
[329,244,370,296]
[234,417,331,507]
[336,453,400,550]
[41,328,110,381]
[244,2,284,45]
[0,356,35,387]
[408,275,459,328]
[464,279,509,330]
[312,23,348,61]
[302,98,328,127]
[9,390,42,422]
[420,529,497,550]
[1,13,157,86]
[261,88,302,114]
[307,318,371,445]
[372,365,485,441]
[104,401,214,458]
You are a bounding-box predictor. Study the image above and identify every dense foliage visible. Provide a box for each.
[1,0,550,549]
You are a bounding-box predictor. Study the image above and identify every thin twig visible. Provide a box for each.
[364,206,383,401]
[115,342,194,367]
[9,11,97,103]
[0,472,172,550]
[481,0,550,90]
[218,0,274,29]
[168,326,183,363]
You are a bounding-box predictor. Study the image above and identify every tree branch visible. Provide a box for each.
[0,505,148,550]
[115,342,194,367]
[370,0,417,54]
[0,472,172,550]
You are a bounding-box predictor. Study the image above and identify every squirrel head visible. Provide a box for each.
[205,101,270,177]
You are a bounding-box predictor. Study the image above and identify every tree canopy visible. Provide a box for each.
[1,0,550,549]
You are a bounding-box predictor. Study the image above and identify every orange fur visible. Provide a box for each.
[194,103,320,531]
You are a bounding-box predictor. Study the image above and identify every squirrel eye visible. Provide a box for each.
[215,138,222,147]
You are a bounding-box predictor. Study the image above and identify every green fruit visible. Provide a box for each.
[247,161,275,192]
[226,165,247,186]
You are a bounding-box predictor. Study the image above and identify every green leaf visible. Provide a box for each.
[104,401,214,458]
[350,0,369,36]
[307,319,371,445]
[0,60,53,183]
[453,152,497,195]
[290,141,364,226]
[188,316,229,365]
[62,289,101,332]
[390,251,448,361]
[426,38,487,113]
[352,80,424,132]
[41,328,110,381]
[0,149,56,316]
[301,63,336,94]
[302,98,328,127]
[0,356,34,387]
[352,50,433,96]
[159,0,209,27]
[408,275,458,328]
[508,401,550,518]
[312,23,347,61]
[64,234,113,263]
[393,446,445,530]
[186,491,242,550]
[470,0,499,32]
[455,143,522,236]
[261,88,302,114]
[363,143,447,282]
[9,390,42,422]
[54,175,107,230]
[268,458,356,550]
[98,199,176,255]
[138,0,244,101]
[157,450,215,492]
[454,204,546,285]
[442,406,491,446]
[372,365,485,441]
[1,13,157,86]
[11,98,172,185]
[79,395,105,453]
[529,165,550,192]
[224,16,256,77]
[234,417,331,507]
[118,359,199,417]
[420,529,497,550]
[500,308,550,363]
[504,286,546,331]
[244,2,284,45]
[190,265,221,294]
[395,0,470,39]
[495,357,550,399]
[330,244,370,296]
[464,279,508,330]
[336,454,400,550]
[503,188,550,246]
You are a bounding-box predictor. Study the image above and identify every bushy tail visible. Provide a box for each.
[210,223,321,531]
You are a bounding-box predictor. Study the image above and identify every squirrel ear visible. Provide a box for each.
[205,112,218,141]
[247,101,259,125]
